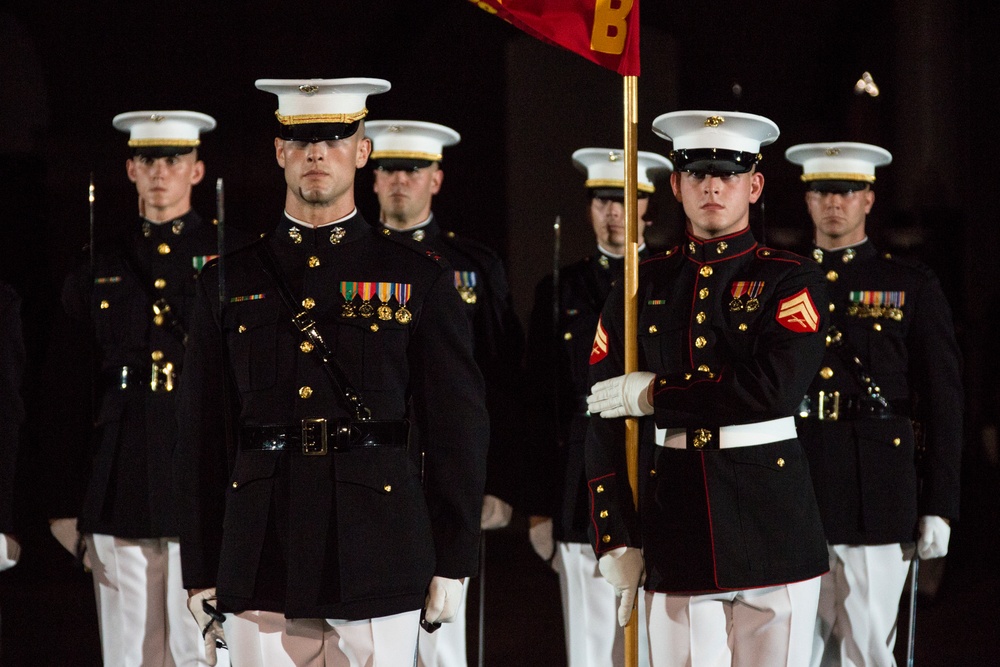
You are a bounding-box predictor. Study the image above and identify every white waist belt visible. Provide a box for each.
[655,416,797,450]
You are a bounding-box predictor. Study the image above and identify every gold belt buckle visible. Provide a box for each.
[691,428,712,449]
[301,418,328,455]
[150,361,175,392]
[818,390,840,421]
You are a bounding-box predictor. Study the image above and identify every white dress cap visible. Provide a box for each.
[112,110,216,148]
[785,142,892,183]
[366,120,461,162]
[572,148,673,194]
[651,110,779,154]
[254,78,391,126]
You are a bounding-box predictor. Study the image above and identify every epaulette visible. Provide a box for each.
[440,229,502,258]
[877,251,937,279]
[640,245,682,268]
[379,227,449,268]
[755,246,810,265]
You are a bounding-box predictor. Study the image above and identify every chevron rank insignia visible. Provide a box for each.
[776,288,820,333]
[590,316,609,364]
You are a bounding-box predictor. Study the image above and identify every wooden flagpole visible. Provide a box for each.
[622,73,640,667]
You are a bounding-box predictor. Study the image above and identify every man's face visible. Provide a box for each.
[670,169,763,239]
[373,164,442,228]
[275,131,370,209]
[126,152,204,221]
[589,196,650,254]
[806,187,874,248]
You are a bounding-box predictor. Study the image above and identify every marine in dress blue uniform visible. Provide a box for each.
[586,111,831,667]
[43,110,222,666]
[785,142,963,667]
[174,79,489,667]
[522,147,670,667]
[367,119,524,667]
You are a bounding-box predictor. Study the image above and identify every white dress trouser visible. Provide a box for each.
[224,608,421,667]
[645,576,822,667]
[811,543,914,667]
[417,578,469,666]
[554,541,634,667]
[88,533,212,667]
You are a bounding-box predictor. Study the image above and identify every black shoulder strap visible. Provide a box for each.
[826,326,890,409]
[118,242,188,345]
[254,241,372,421]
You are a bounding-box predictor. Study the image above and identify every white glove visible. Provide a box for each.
[423,576,464,624]
[0,533,21,571]
[49,518,91,569]
[480,494,514,530]
[917,515,951,560]
[598,546,644,627]
[187,588,226,666]
[528,517,555,562]
[587,372,656,418]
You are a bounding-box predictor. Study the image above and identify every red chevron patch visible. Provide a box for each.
[590,316,609,364]
[776,288,820,333]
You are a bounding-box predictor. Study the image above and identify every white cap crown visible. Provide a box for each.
[254,78,391,126]
[785,142,892,183]
[572,148,673,194]
[652,110,779,154]
[112,110,216,149]
[366,120,460,161]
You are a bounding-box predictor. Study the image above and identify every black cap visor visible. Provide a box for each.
[133,145,196,158]
[279,120,361,142]
[373,158,436,172]
[589,187,649,200]
[670,148,760,174]
[807,179,871,194]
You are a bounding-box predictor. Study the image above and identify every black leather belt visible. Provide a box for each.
[102,365,145,391]
[241,419,409,456]
[798,392,909,421]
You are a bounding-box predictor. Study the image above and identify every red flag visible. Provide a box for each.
[470,0,640,76]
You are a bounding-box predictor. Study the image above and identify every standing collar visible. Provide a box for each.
[139,209,202,240]
[276,209,369,248]
[810,237,876,266]
[382,213,440,242]
[683,226,757,264]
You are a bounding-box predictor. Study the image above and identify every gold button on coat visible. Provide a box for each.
[563,332,573,340]
[151,350,164,361]
[308,256,320,268]
[738,323,748,331]
[238,325,247,333]
[697,364,711,372]
[820,367,834,379]
[300,341,314,353]
[600,510,608,518]
[596,485,604,493]
[648,325,658,334]
[299,386,313,398]
[699,265,713,277]
[873,323,882,331]
[696,312,707,324]
[777,458,785,467]
[695,336,707,348]
[154,278,166,289]
[893,437,901,447]
[157,243,171,255]
[699,287,710,300]
[602,535,611,543]
[826,270,838,282]
[100,300,110,309]
[302,298,316,310]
